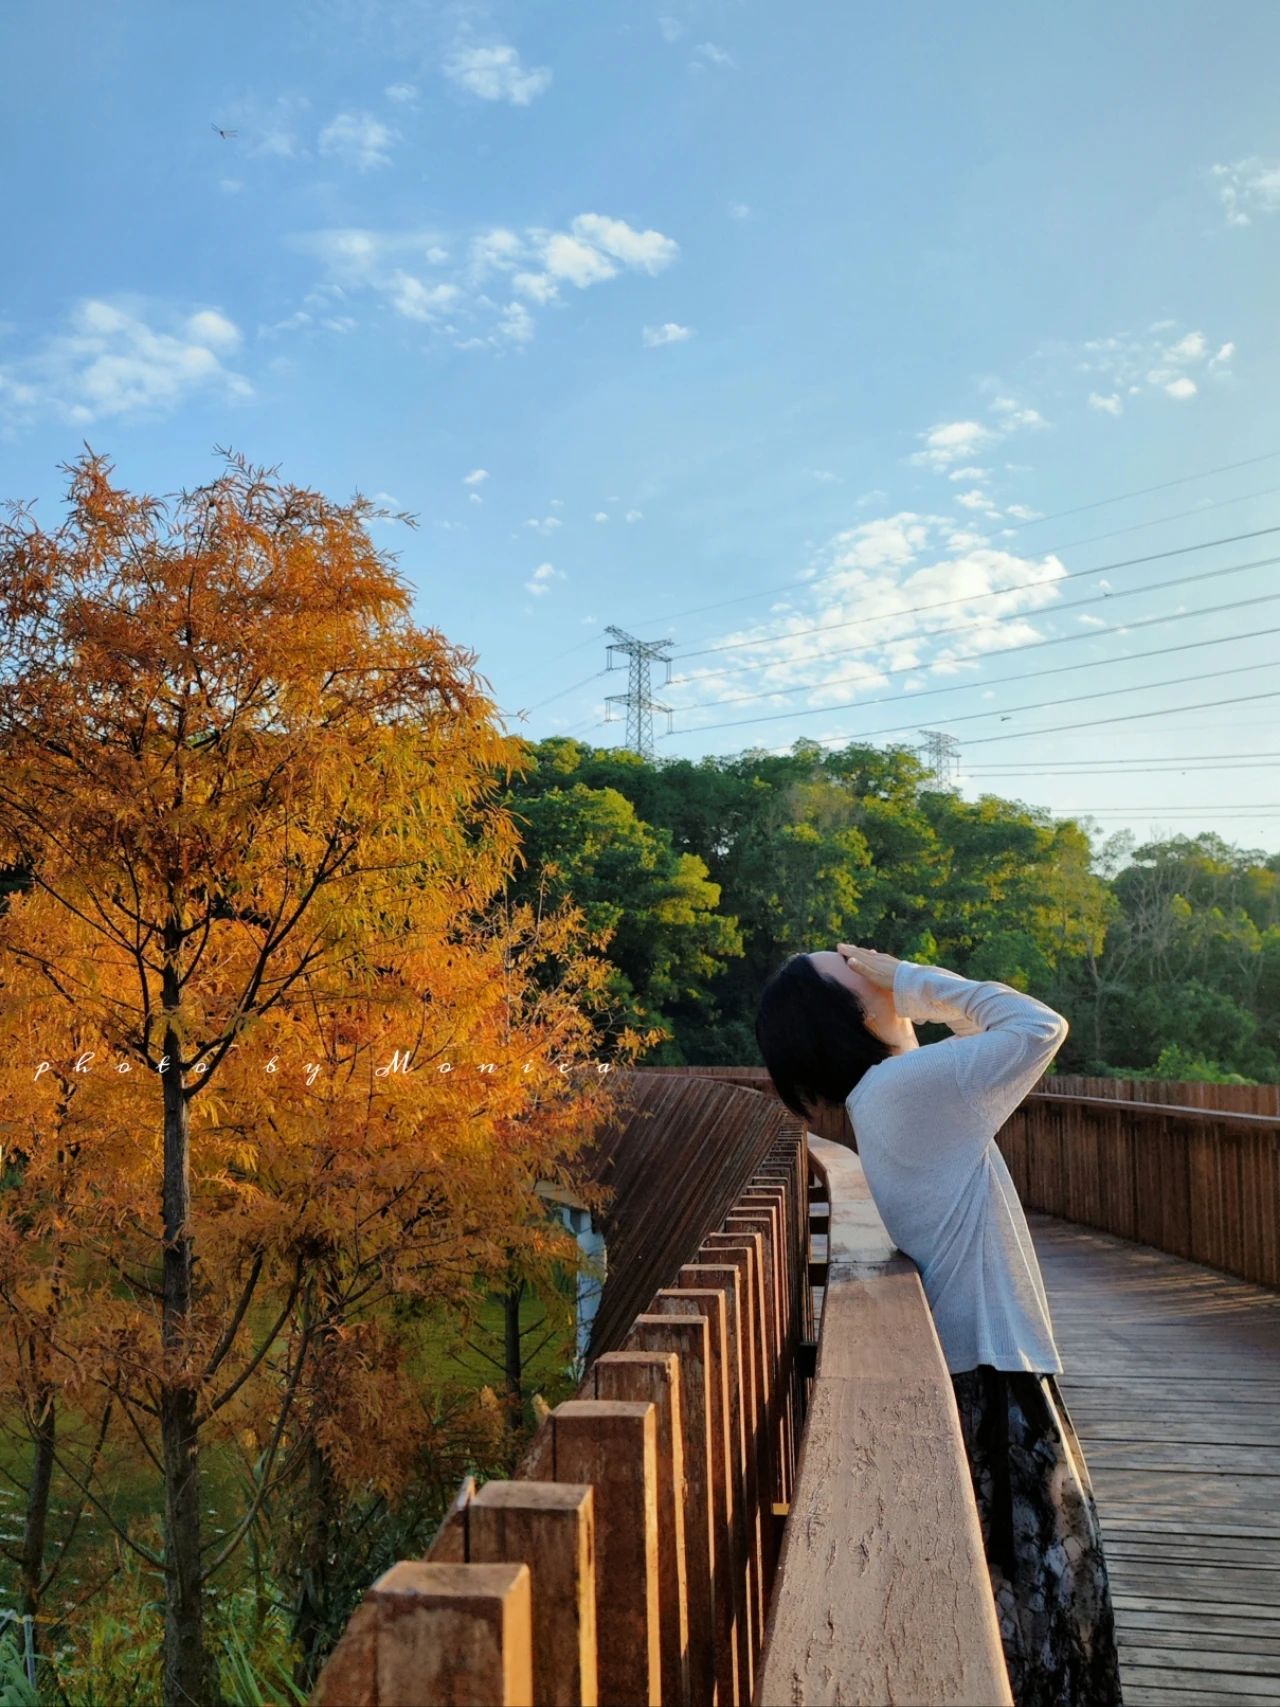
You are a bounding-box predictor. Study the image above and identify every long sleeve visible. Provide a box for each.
[845,959,1068,1375]
[891,960,1069,1131]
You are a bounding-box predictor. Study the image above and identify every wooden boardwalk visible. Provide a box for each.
[1031,1212,1280,1707]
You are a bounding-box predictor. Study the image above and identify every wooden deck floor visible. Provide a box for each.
[1031,1213,1280,1707]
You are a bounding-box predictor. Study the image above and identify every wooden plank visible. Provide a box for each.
[625,1313,717,1707]
[467,1482,598,1707]
[547,1399,661,1707]
[373,1561,533,1707]
[678,1260,755,1700]
[592,1352,691,1707]
[649,1287,741,1707]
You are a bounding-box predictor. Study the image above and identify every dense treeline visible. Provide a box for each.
[500,736,1280,1084]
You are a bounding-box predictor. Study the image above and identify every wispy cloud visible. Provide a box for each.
[728,201,752,221]
[643,321,693,346]
[658,16,685,42]
[525,562,566,596]
[463,468,489,485]
[1210,156,1280,226]
[667,509,1071,724]
[0,298,251,427]
[1071,322,1233,407]
[691,41,735,69]
[318,111,397,171]
[444,43,552,106]
[385,82,418,104]
[293,212,678,349]
[909,419,996,470]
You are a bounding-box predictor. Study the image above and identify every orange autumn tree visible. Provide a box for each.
[0,448,633,1706]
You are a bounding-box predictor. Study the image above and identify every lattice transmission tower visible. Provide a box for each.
[603,626,674,761]
[916,728,961,789]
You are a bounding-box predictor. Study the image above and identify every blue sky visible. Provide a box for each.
[3,0,1279,850]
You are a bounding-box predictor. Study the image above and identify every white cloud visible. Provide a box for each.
[295,213,676,349]
[1068,322,1228,408]
[468,492,482,505]
[692,41,735,68]
[571,214,679,273]
[1166,331,1207,363]
[594,511,609,523]
[1078,613,1107,628]
[643,321,693,346]
[550,498,565,509]
[525,562,566,596]
[625,509,643,522]
[385,83,418,103]
[728,201,752,220]
[909,420,994,470]
[990,397,1046,429]
[947,465,989,482]
[658,16,685,41]
[808,469,842,484]
[388,272,460,320]
[525,515,563,535]
[464,468,489,486]
[0,297,252,427]
[444,43,551,106]
[1005,504,1041,521]
[668,510,1071,723]
[1211,156,1280,226]
[955,489,999,515]
[319,111,396,170]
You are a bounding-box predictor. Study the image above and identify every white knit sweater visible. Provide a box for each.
[845,959,1068,1375]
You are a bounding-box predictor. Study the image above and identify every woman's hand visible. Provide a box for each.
[836,943,902,990]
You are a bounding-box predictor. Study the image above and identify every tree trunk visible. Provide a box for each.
[19,1381,55,1641]
[503,1272,526,1460]
[161,1007,207,1707]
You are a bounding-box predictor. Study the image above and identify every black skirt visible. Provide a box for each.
[950,1364,1125,1707]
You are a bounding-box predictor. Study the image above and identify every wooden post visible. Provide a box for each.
[698,1235,768,1641]
[467,1482,599,1707]
[650,1286,740,1707]
[677,1262,754,1701]
[625,1314,717,1707]
[546,1398,662,1707]
[593,1351,692,1707]
[312,1560,534,1707]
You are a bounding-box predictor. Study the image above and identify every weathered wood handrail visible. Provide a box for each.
[311,1092,812,1706]
[753,1135,1012,1707]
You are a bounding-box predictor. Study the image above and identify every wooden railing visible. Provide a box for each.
[309,1072,1014,1705]
[1002,1090,1280,1289]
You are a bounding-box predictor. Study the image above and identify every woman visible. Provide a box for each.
[754,943,1124,1707]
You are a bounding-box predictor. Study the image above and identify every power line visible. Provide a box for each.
[748,685,1280,758]
[669,525,1280,665]
[668,553,1280,693]
[501,450,1280,696]
[666,589,1279,716]
[664,631,1280,738]
[991,448,1280,532]
[593,477,1280,641]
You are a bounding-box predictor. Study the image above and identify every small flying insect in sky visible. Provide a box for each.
[211,123,238,140]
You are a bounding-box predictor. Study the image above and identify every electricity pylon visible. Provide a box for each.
[916,728,961,788]
[603,626,675,760]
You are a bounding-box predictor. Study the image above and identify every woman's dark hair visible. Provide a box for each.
[754,951,894,1120]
